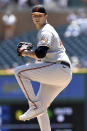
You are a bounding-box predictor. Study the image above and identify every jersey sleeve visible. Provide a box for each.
[37,31,53,47]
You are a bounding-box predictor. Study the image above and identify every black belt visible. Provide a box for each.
[60,61,70,68]
[46,61,70,68]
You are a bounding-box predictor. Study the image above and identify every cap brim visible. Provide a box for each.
[32,12,46,15]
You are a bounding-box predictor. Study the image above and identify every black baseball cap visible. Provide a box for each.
[32,5,47,14]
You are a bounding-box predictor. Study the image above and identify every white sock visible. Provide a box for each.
[37,111,51,131]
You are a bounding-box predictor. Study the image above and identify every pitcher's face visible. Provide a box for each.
[32,12,47,26]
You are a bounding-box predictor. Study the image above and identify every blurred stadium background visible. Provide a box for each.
[0,0,87,131]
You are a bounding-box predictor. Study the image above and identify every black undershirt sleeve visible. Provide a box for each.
[35,46,49,58]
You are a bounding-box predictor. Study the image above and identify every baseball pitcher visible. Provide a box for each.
[14,4,72,131]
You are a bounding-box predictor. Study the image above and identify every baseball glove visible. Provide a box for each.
[17,42,33,56]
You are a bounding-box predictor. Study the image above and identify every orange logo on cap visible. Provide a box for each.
[34,7,40,12]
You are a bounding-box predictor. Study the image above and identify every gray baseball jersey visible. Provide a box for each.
[37,23,71,64]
